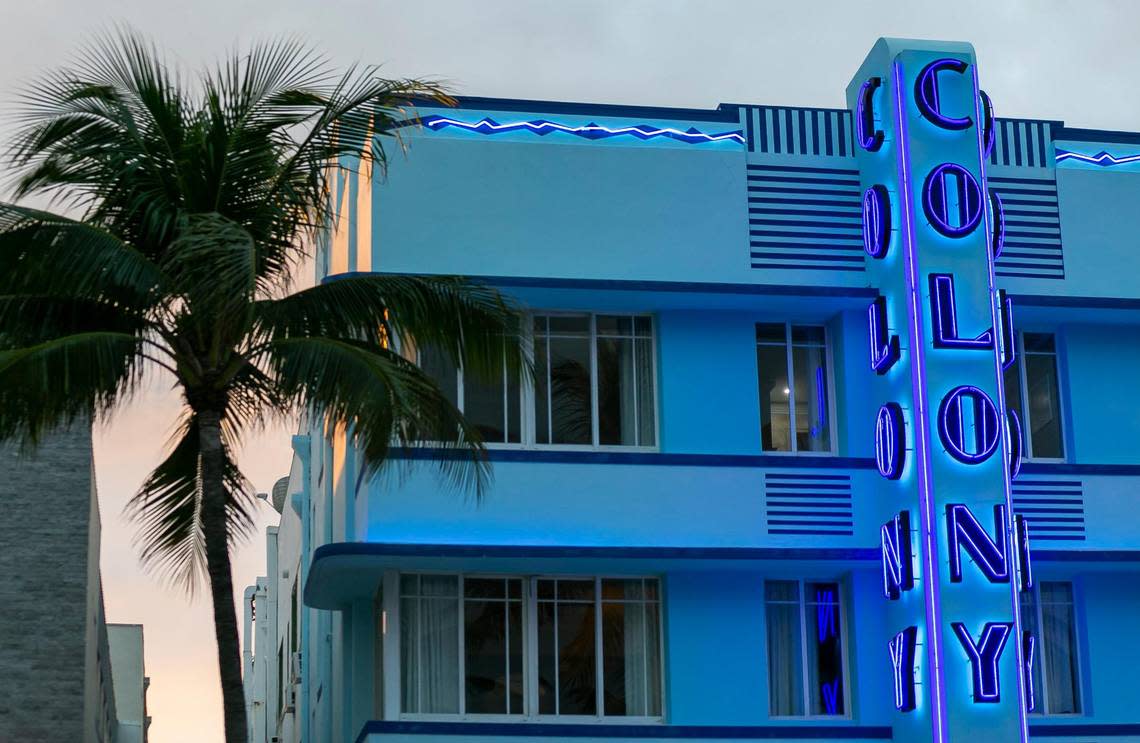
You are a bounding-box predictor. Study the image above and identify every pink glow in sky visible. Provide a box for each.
[6,1,1140,740]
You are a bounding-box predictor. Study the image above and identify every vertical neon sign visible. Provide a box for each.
[848,39,1032,743]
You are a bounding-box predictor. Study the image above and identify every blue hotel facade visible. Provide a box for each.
[243,38,1140,743]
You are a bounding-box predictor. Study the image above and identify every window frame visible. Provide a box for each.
[1009,331,1067,462]
[394,572,665,724]
[764,578,852,721]
[1023,580,1084,717]
[528,312,660,452]
[755,322,838,456]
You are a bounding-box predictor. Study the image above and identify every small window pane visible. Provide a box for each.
[464,578,506,599]
[1024,333,1056,353]
[597,315,633,336]
[792,344,831,452]
[758,342,791,452]
[806,583,845,715]
[757,323,787,344]
[548,315,591,335]
[765,581,804,716]
[1025,352,1063,458]
[791,325,826,345]
[557,579,595,601]
[634,316,653,337]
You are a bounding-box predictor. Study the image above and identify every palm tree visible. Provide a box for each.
[0,31,525,742]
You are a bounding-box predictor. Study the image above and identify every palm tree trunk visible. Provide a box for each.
[199,408,249,743]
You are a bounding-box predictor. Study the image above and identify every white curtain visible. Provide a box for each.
[765,581,804,716]
[1041,583,1079,713]
[401,575,460,713]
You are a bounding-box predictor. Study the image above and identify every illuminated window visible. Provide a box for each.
[533,314,657,447]
[1004,332,1064,459]
[765,580,848,717]
[1020,581,1082,714]
[756,324,834,453]
[398,574,662,719]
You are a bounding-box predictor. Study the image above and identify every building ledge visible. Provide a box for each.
[304,542,878,610]
[355,721,893,742]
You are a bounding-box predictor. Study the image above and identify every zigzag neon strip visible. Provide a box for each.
[420,114,745,145]
[1055,148,1140,167]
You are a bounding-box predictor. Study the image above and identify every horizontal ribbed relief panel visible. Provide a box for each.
[765,471,853,537]
[747,164,865,273]
[991,175,1065,280]
[1012,478,1085,542]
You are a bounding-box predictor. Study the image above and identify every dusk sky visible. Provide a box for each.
[3,1,1138,740]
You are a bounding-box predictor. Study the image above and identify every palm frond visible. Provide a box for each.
[253,273,528,383]
[264,335,491,497]
[0,331,142,444]
[127,414,254,591]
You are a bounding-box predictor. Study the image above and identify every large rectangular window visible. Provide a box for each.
[533,314,657,447]
[1020,581,1082,715]
[756,324,833,453]
[1004,332,1064,459]
[765,580,847,717]
[398,574,662,720]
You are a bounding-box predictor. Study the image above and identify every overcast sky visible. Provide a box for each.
[3,1,1137,741]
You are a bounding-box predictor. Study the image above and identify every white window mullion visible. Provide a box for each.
[785,323,798,453]
[631,324,641,446]
[590,315,600,447]
[798,580,811,714]
[457,575,465,716]
[1018,333,1032,458]
[1036,593,1049,713]
[594,576,605,719]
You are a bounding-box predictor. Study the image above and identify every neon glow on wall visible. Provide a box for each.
[419,114,746,145]
[1055,148,1140,167]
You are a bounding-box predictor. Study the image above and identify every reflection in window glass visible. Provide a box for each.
[765,580,846,717]
[601,579,662,716]
[597,317,655,446]
[1007,332,1064,459]
[1021,581,1081,714]
[463,578,524,714]
[756,324,832,453]
[534,315,656,447]
[537,579,597,715]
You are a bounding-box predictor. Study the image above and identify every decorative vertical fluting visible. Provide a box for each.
[848,38,1032,743]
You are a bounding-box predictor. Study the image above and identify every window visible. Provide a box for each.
[1020,581,1081,715]
[398,574,662,720]
[1004,332,1064,459]
[756,324,833,453]
[413,313,656,448]
[417,345,522,444]
[533,315,656,447]
[765,580,847,717]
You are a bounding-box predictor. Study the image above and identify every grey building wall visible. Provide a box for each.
[0,424,115,743]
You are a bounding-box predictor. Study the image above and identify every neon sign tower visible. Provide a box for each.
[848,39,1033,742]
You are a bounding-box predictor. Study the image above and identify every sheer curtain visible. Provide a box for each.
[765,581,804,716]
[1041,582,1080,713]
[401,575,460,713]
